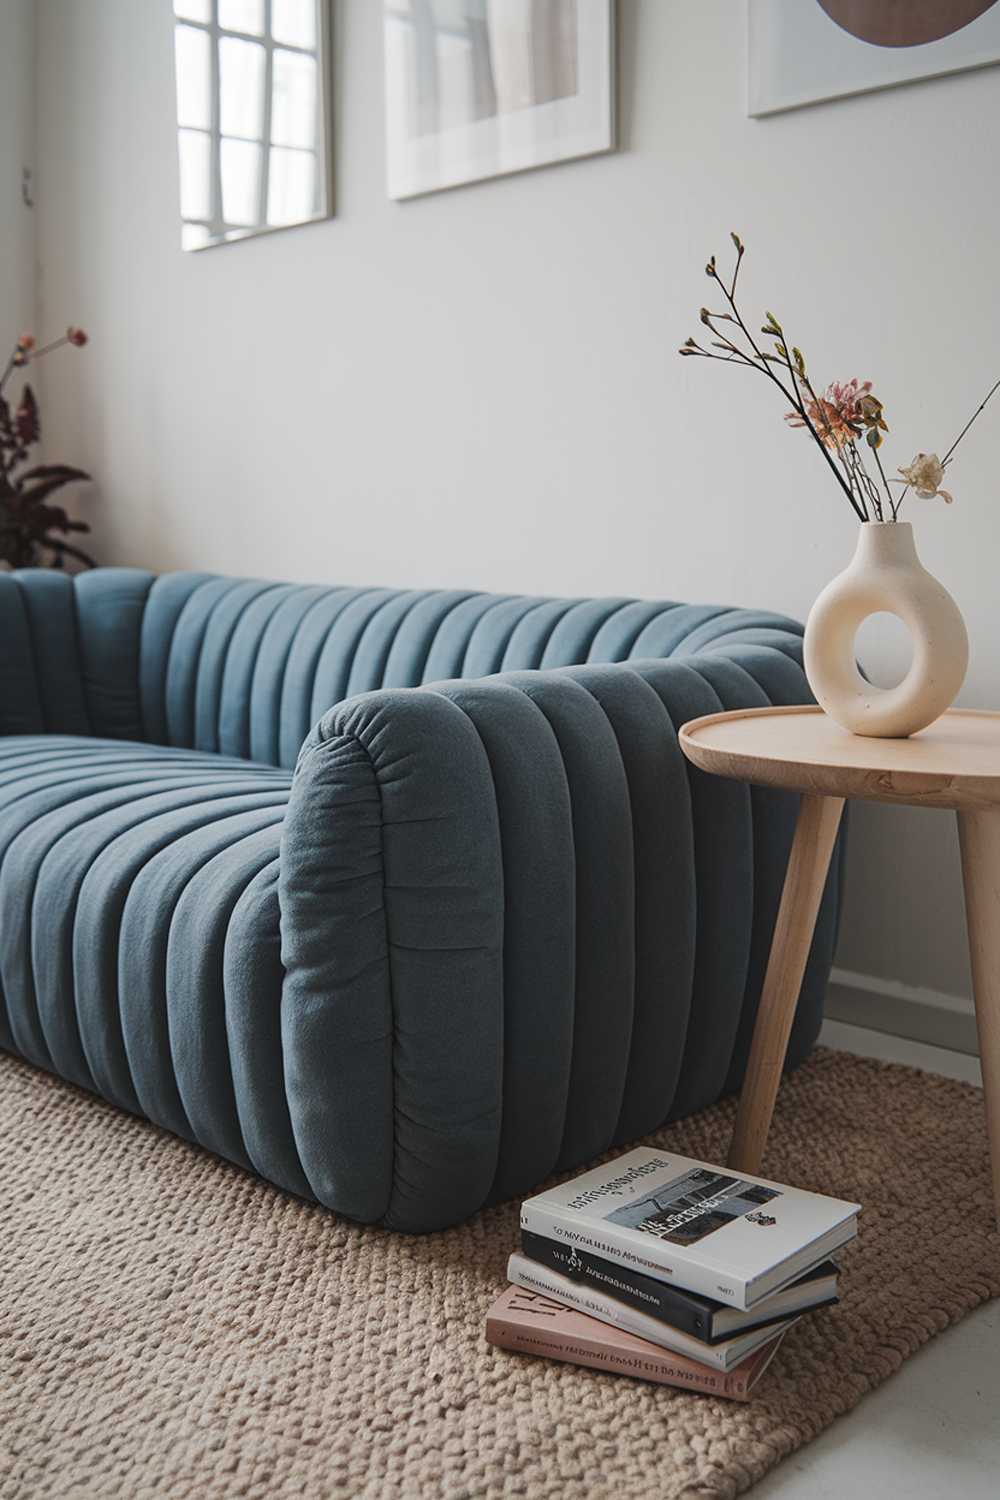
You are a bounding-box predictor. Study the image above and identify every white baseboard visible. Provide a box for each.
[825,967,980,1057]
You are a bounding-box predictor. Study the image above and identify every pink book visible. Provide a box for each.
[485,1286,785,1400]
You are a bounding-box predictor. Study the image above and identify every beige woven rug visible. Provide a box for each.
[2,1048,997,1500]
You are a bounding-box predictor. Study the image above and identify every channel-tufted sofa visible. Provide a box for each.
[0,569,842,1230]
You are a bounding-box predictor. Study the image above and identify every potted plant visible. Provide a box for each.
[1,327,94,570]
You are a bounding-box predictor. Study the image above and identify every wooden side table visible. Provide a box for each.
[679,705,1000,1225]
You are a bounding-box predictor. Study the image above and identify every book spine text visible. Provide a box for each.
[507,1256,732,1370]
[486,1320,745,1397]
[520,1231,709,1339]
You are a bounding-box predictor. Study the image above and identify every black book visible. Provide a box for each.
[519,1230,839,1344]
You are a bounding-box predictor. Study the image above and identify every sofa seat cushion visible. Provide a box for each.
[0,735,296,1182]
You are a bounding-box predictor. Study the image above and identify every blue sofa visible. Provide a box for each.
[0,569,841,1230]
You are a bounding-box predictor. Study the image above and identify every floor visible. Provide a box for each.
[755,1018,998,1500]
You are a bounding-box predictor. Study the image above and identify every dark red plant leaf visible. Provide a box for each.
[16,463,91,483]
[42,536,97,567]
[15,475,83,508]
[35,503,72,531]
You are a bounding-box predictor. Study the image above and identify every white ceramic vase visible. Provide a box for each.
[804,521,968,739]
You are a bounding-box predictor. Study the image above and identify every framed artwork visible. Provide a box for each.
[383,0,615,200]
[748,0,1000,116]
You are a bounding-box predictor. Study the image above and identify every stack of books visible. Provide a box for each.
[486,1147,860,1399]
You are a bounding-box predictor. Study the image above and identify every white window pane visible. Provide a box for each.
[181,222,212,251]
[221,137,262,225]
[272,0,317,50]
[174,0,210,22]
[174,24,211,131]
[267,146,317,225]
[271,49,317,148]
[220,36,265,139]
[218,0,264,34]
[177,128,212,221]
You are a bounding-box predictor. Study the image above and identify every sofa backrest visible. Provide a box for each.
[1,568,804,768]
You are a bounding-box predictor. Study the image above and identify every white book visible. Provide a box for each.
[520,1147,859,1311]
[506,1254,799,1372]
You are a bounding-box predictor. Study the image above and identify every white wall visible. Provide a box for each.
[0,0,36,349]
[32,0,1000,1013]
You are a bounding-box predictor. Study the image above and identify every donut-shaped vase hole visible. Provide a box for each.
[855,611,913,690]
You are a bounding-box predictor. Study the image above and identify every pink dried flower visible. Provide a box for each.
[67,327,88,347]
[785,378,883,451]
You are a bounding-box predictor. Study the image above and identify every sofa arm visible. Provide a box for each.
[279,690,505,1232]
[0,568,153,739]
[279,646,842,1233]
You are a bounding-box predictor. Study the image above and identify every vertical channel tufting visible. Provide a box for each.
[556,664,698,1142]
[684,652,798,1095]
[70,777,286,1117]
[139,572,215,744]
[3,758,256,1080]
[587,601,680,662]
[114,790,289,1141]
[498,599,583,671]
[217,584,301,760]
[672,607,805,656]
[460,597,550,679]
[700,624,807,665]
[630,604,729,659]
[500,672,635,1170]
[161,577,245,749]
[277,588,359,768]
[0,573,45,736]
[166,819,288,1166]
[35,771,265,1098]
[225,859,313,1197]
[538,598,635,668]
[421,593,513,682]
[629,659,756,1118]
[12,571,90,734]
[73,568,155,740]
[248,586,329,767]
[381,591,476,689]
[432,679,576,1204]
[344,591,430,697]
[194,580,287,755]
[307,590,399,722]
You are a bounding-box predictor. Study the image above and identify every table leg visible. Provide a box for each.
[728,793,845,1175]
[956,809,1000,1228]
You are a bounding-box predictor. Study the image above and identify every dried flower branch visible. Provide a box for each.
[680,237,998,523]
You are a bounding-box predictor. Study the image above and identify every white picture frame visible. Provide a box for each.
[384,0,615,200]
[748,0,1000,118]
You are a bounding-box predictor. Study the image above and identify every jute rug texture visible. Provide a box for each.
[2,1047,997,1499]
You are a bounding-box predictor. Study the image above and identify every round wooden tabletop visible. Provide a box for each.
[678,706,1000,811]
